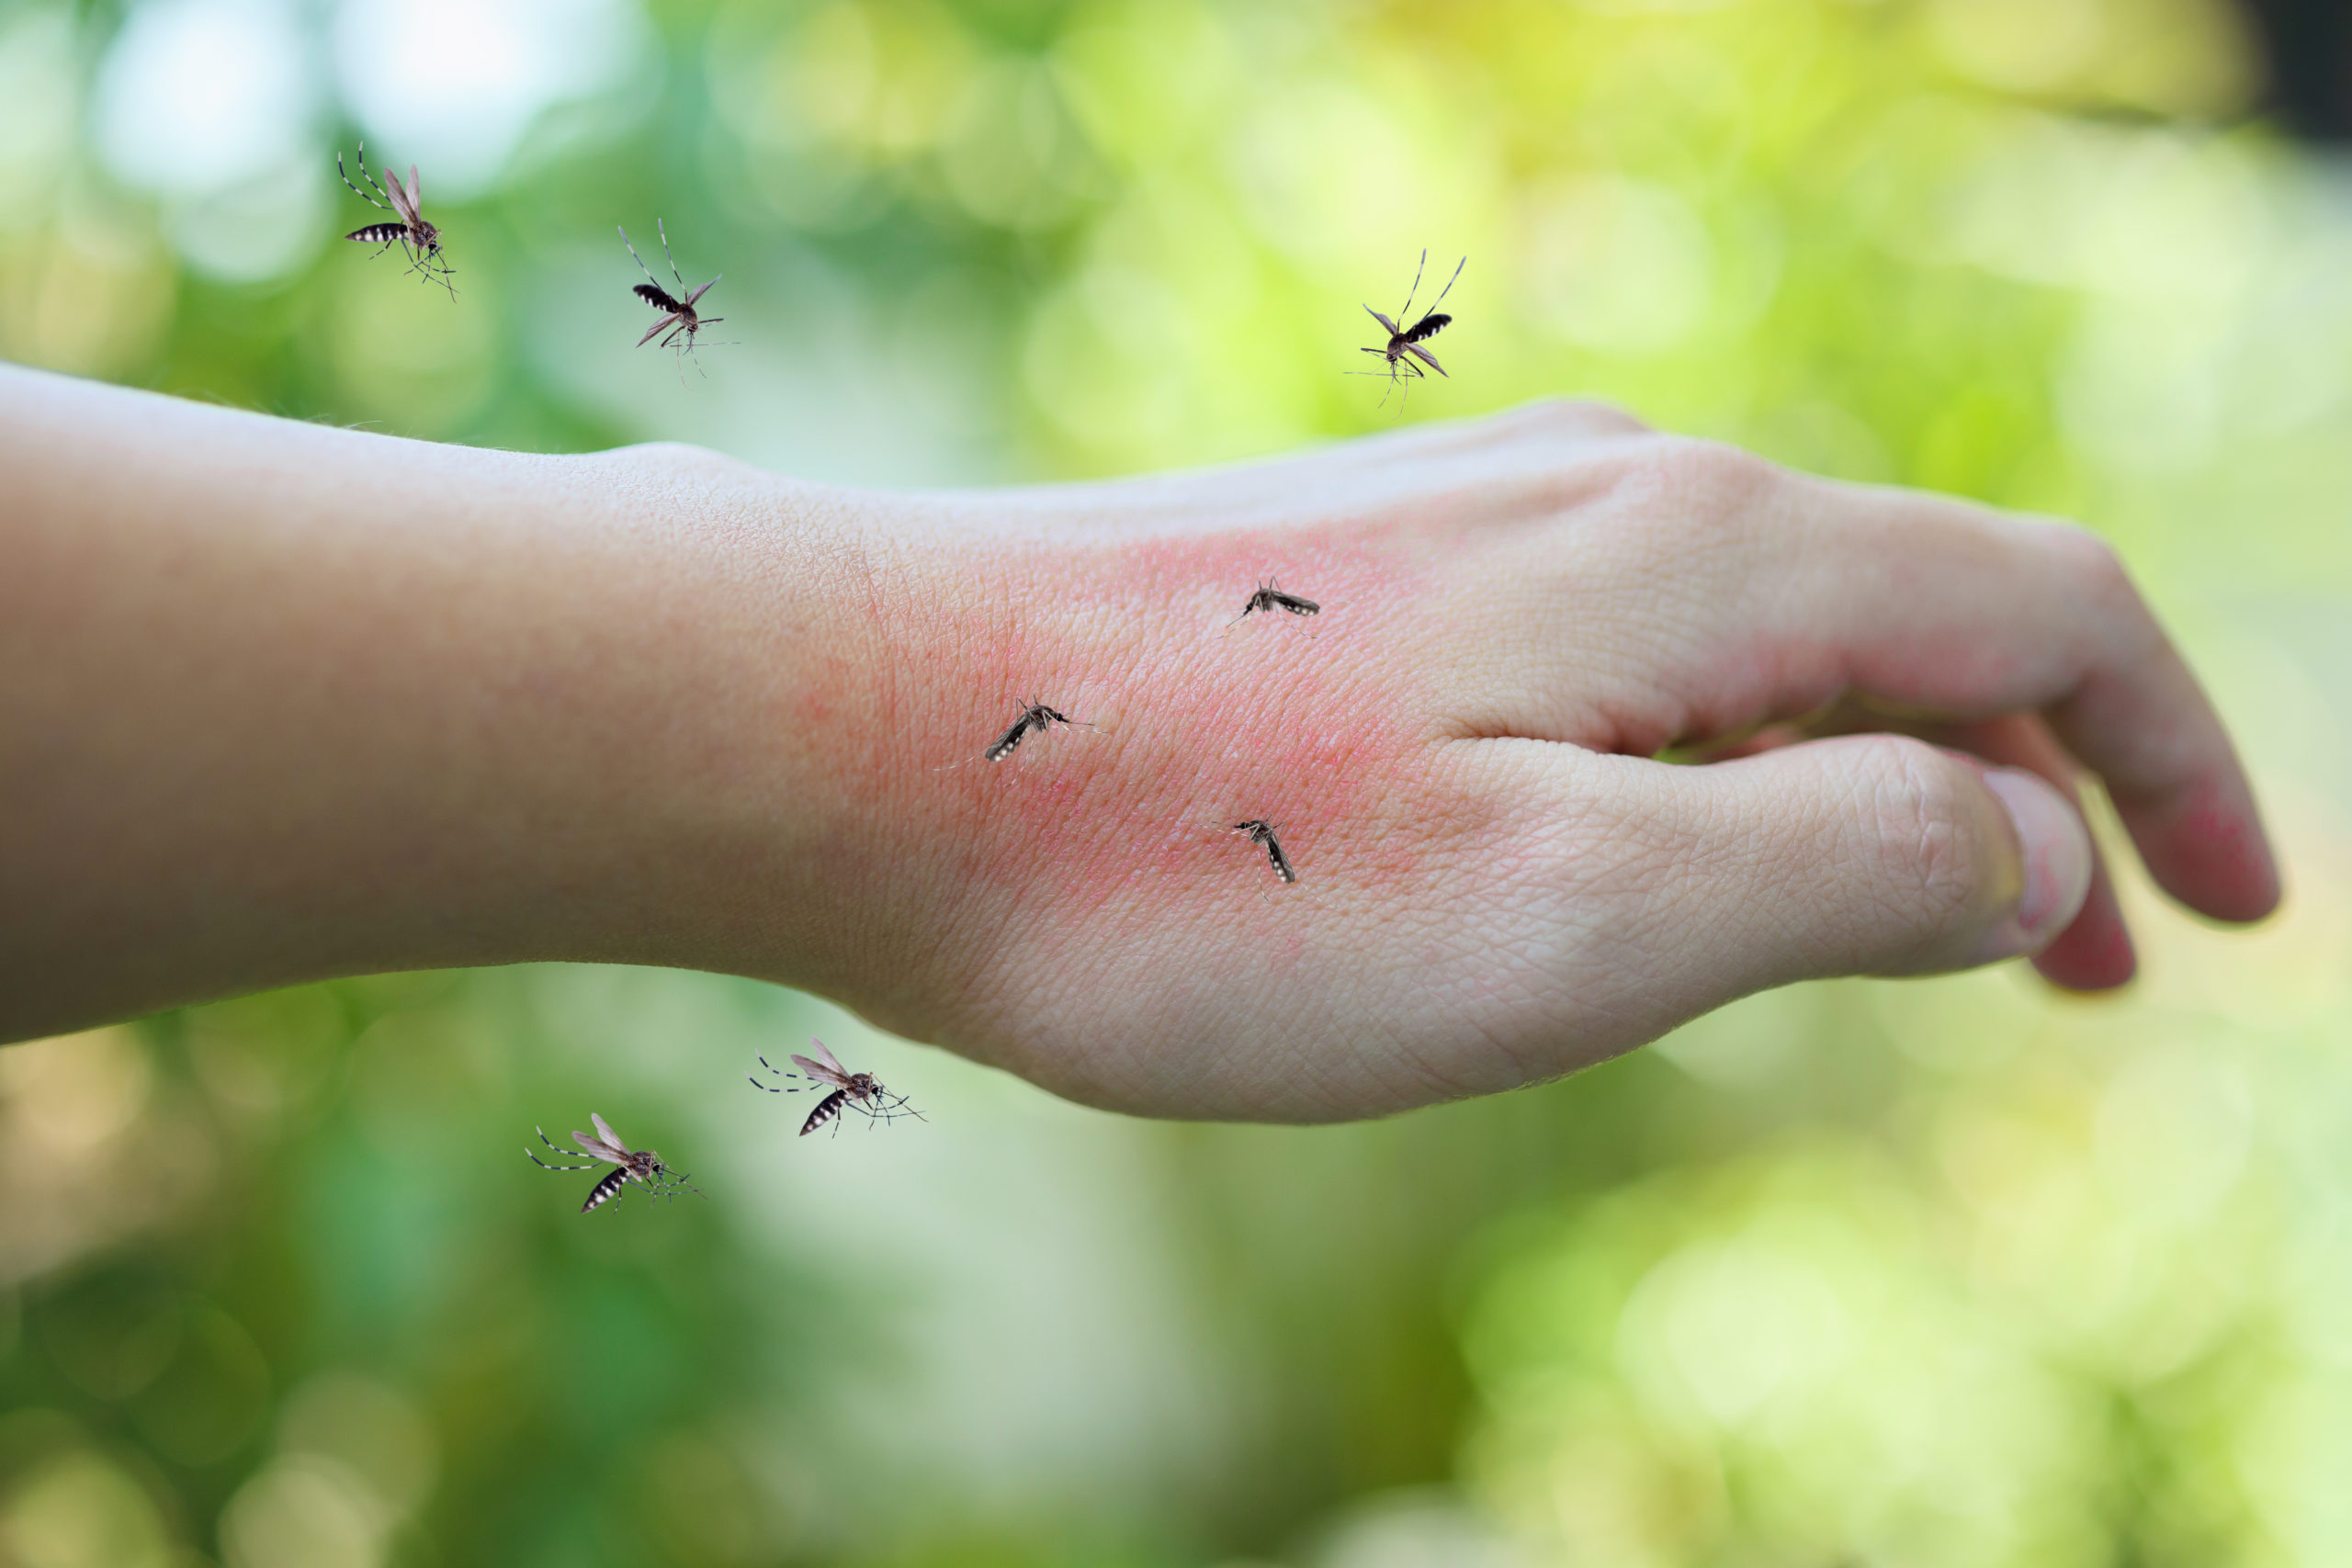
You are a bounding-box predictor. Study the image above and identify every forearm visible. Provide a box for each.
[0,366,880,1039]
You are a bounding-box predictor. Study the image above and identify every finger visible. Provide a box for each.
[1931,715,2135,992]
[1527,735,2095,1032]
[1649,468,2279,927]
[1816,490,2273,924]
[1695,705,2136,991]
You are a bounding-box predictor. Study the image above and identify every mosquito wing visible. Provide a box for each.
[1403,343,1447,377]
[382,167,415,223]
[1363,306,1399,336]
[572,1129,627,1163]
[638,312,684,348]
[789,1055,852,1089]
[683,277,719,309]
[403,165,424,217]
[792,1041,852,1088]
[589,1112,631,1154]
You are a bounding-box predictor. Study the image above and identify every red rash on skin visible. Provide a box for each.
[865,535,1463,946]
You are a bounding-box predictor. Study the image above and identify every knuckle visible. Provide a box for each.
[1670,435,1783,505]
[1509,395,1650,435]
[1603,436,1787,557]
[1848,735,1993,930]
[2043,519,2133,605]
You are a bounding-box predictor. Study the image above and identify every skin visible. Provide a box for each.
[0,366,2280,1121]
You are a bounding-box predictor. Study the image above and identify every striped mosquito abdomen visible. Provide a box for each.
[800,1089,850,1136]
[346,222,408,245]
[1230,819,1298,884]
[582,1167,632,1213]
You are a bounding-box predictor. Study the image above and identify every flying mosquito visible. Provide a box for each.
[1228,577,1321,626]
[525,1113,697,1213]
[984,698,1090,762]
[749,1039,925,1136]
[1357,249,1464,406]
[621,221,725,367]
[336,142,453,297]
[1230,818,1298,884]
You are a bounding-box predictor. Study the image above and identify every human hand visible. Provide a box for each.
[809,400,2278,1120]
[0,372,2278,1117]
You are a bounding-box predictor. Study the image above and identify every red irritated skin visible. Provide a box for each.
[0,374,2283,1122]
[644,400,2278,1122]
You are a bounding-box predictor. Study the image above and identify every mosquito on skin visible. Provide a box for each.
[749,1039,925,1136]
[525,1114,698,1213]
[1227,577,1321,628]
[1356,249,1464,408]
[337,142,454,297]
[984,698,1091,762]
[621,221,728,373]
[1229,818,1298,885]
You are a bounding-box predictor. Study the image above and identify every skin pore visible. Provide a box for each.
[0,365,2280,1121]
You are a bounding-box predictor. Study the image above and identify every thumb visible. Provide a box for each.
[1640,734,2095,990]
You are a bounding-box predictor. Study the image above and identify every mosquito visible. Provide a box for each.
[1228,577,1321,627]
[525,1113,697,1213]
[1357,249,1464,407]
[336,142,453,297]
[749,1039,925,1136]
[984,698,1091,762]
[621,221,725,369]
[1230,818,1298,884]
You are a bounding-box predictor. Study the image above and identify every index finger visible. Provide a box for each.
[1767,479,2278,924]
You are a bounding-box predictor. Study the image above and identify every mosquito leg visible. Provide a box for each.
[655,219,686,299]
[1425,254,1466,313]
[526,1126,605,1171]
[338,145,391,211]
[619,226,665,293]
[1397,246,1427,327]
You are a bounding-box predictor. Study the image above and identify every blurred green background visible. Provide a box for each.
[5,0,2352,1563]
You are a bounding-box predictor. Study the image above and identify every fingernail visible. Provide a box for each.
[1980,767,2094,953]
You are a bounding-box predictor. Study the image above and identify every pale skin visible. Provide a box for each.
[0,365,2280,1120]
